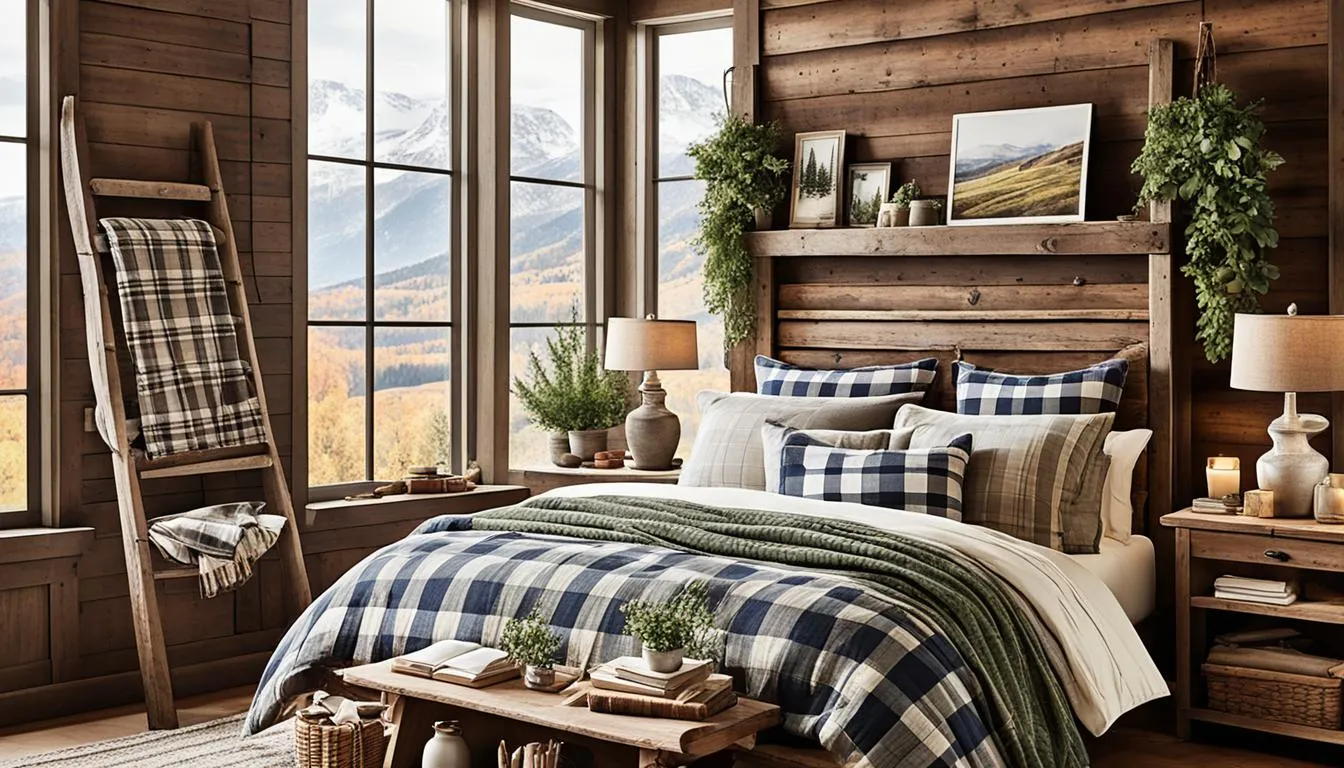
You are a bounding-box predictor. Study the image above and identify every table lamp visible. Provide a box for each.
[604,316,700,470]
[1229,305,1344,517]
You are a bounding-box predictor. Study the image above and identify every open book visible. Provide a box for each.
[391,639,518,687]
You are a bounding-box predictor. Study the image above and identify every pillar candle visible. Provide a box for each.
[1206,456,1241,499]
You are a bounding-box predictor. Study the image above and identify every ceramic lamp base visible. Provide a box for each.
[1256,392,1330,518]
[626,371,680,471]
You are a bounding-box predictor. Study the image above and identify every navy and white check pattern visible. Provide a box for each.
[246,507,1022,767]
[954,358,1128,416]
[756,355,938,397]
[779,432,972,518]
[100,217,267,459]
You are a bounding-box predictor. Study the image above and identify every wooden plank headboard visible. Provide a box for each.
[744,222,1169,535]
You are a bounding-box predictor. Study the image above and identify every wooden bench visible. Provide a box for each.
[340,660,780,767]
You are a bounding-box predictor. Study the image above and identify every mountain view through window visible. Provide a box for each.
[0,4,27,511]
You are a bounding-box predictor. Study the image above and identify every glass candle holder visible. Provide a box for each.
[1314,474,1344,524]
[1206,456,1241,499]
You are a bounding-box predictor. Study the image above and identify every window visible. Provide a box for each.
[0,1,32,518]
[507,8,597,469]
[651,22,732,458]
[307,0,459,485]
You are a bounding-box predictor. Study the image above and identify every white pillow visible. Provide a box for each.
[1101,429,1152,543]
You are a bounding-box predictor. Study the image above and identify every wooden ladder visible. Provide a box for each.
[58,96,312,729]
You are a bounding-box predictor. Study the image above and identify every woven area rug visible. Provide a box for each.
[0,714,292,768]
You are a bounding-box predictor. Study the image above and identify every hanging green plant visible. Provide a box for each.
[687,115,790,349]
[1131,83,1284,363]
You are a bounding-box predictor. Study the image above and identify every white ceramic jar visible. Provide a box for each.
[422,720,470,768]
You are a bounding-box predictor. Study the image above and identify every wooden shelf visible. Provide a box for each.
[745,220,1170,258]
[1190,708,1344,745]
[1190,595,1344,624]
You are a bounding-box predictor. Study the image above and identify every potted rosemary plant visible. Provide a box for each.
[620,581,717,673]
[511,306,630,462]
[887,179,921,227]
[687,115,790,349]
[500,610,563,690]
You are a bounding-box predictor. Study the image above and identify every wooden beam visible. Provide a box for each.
[727,0,761,392]
[1331,0,1344,467]
[747,222,1171,258]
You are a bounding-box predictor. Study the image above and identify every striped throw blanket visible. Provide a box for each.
[148,502,285,598]
[247,495,1087,768]
[100,217,266,459]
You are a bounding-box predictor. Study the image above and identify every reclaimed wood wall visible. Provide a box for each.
[758,0,1330,503]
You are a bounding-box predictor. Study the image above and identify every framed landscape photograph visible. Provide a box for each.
[846,162,891,227]
[946,104,1093,226]
[790,130,845,228]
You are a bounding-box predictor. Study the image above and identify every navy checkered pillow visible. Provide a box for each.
[954,359,1128,415]
[756,355,938,397]
[778,431,973,518]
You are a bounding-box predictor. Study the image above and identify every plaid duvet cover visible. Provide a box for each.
[247,496,1085,768]
[100,217,266,458]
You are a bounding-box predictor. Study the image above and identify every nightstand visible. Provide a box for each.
[1161,509,1344,745]
[515,465,681,494]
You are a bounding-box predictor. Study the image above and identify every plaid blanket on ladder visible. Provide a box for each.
[99,218,266,459]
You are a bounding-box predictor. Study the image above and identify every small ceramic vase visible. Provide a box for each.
[524,665,556,690]
[642,647,684,673]
[548,432,570,467]
[422,720,470,768]
[568,429,608,461]
[908,199,940,226]
[876,202,899,228]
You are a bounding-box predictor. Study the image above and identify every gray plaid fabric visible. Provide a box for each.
[895,405,1113,553]
[756,355,938,397]
[147,502,285,598]
[779,432,972,518]
[100,217,267,459]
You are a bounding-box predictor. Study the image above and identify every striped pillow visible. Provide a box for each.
[779,431,973,519]
[894,405,1114,553]
[756,355,938,397]
[954,358,1128,415]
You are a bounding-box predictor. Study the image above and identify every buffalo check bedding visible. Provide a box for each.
[246,487,1164,768]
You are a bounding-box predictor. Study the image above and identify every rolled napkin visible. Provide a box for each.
[1207,645,1344,678]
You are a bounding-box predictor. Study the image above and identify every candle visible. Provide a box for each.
[1314,474,1344,524]
[1206,456,1241,499]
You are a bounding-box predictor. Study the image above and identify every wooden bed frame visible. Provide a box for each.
[726,36,1179,768]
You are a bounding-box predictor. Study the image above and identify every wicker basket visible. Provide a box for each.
[294,712,388,768]
[1203,663,1343,729]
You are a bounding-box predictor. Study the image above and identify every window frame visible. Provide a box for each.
[303,0,466,492]
[504,3,601,471]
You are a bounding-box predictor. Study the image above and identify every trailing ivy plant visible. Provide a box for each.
[687,115,790,349]
[1132,83,1284,362]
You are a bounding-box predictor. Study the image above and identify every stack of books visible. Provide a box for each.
[1193,496,1242,515]
[1213,575,1298,606]
[390,639,519,687]
[586,657,736,720]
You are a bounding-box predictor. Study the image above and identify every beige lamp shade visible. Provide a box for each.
[604,317,699,372]
[1229,312,1344,392]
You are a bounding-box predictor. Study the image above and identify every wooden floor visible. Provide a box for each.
[0,686,1338,766]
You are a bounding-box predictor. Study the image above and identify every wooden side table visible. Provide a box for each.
[516,465,681,494]
[341,660,779,767]
[1161,508,1344,745]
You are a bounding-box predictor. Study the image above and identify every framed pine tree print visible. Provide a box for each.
[790,130,845,228]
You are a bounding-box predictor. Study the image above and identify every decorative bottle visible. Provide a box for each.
[422,720,470,768]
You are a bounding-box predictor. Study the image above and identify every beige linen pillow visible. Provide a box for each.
[679,391,923,491]
[893,405,1114,552]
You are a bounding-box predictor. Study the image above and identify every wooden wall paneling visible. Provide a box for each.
[1330,0,1344,465]
[630,0,731,23]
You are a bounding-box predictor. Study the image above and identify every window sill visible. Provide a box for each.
[302,484,530,531]
[0,527,96,565]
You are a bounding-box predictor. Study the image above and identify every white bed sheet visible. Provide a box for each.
[537,482,1167,735]
[1069,535,1156,625]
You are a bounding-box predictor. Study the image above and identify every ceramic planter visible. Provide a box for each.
[642,647,684,673]
[753,207,772,231]
[548,432,570,467]
[909,199,940,226]
[421,720,470,768]
[523,665,556,690]
[568,429,608,461]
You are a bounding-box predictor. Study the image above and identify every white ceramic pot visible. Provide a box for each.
[422,720,470,768]
[524,665,556,690]
[642,647,684,673]
[909,199,940,226]
[568,429,608,461]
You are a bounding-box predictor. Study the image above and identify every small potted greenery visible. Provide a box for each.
[500,609,563,689]
[512,305,630,463]
[887,179,921,226]
[620,581,717,673]
[687,115,791,349]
